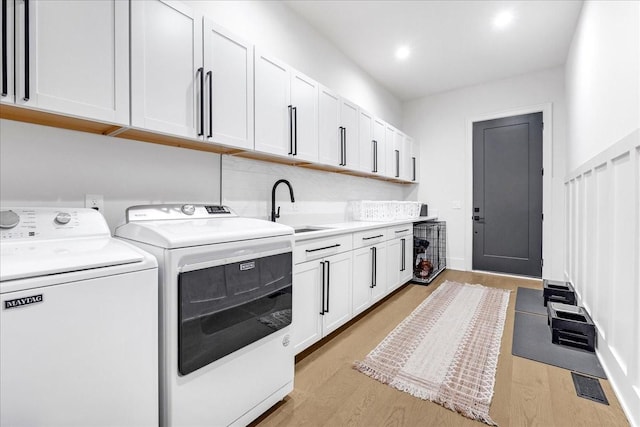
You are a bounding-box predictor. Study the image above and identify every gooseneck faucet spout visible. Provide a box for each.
[271,179,295,222]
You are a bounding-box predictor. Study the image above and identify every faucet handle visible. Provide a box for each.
[275,206,281,219]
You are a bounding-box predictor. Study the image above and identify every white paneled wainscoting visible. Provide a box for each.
[564,129,640,427]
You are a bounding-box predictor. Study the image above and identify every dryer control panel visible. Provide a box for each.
[125,204,236,222]
[0,208,110,241]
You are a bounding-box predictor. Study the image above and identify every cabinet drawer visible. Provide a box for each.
[387,224,413,239]
[294,234,352,264]
[352,228,387,249]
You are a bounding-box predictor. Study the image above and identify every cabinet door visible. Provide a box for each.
[203,20,253,149]
[352,246,374,316]
[290,70,318,162]
[394,130,405,180]
[0,0,14,105]
[401,135,414,182]
[386,238,401,291]
[372,117,386,176]
[385,125,398,178]
[400,234,414,283]
[254,50,291,157]
[293,260,323,354]
[340,98,359,170]
[14,0,128,124]
[318,85,340,166]
[358,110,374,173]
[371,244,388,302]
[322,251,352,335]
[412,140,420,183]
[131,0,202,137]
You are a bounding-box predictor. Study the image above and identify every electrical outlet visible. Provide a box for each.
[451,200,462,210]
[85,194,104,212]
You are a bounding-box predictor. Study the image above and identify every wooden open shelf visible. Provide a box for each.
[1,104,415,185]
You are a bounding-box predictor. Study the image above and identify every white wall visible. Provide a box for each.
[403,67,567,279]
[184,0,403,127]
[565,1,640,172]
[564,2,640,426]
[0,119,222,231]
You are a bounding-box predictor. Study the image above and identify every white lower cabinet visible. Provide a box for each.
[293,223,414,355]
[386,225,414,291]
[293,236,352,354]
[352,229,388,316]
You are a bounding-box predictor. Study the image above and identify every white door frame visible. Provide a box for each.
[464,103,553,278]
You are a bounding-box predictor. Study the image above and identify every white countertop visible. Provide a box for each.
[293,216,438,242]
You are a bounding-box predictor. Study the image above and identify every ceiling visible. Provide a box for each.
[284,1,583,101]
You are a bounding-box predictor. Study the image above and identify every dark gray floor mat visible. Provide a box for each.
[515,287,547,316]
[512,311,606,378]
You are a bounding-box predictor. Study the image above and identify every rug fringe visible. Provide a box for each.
[354,364,499,426]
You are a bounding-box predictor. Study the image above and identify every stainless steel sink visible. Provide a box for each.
[294,226,332,233]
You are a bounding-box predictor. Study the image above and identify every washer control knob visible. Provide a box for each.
[181,204,196,215]
[0,210,20,229]
[54,212,72,225]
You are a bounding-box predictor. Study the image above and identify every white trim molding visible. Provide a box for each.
[464,103,554,278]
[564,128,640,427]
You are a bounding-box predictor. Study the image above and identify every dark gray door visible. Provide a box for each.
[472,112,542,277]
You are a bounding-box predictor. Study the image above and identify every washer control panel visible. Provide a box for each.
[126,204,235,222]
[0,208,110,241]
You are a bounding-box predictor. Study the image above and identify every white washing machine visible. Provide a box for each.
[0,208,159,427]
[115,204,295,427]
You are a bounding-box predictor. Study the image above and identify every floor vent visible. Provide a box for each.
[571,372,609,405]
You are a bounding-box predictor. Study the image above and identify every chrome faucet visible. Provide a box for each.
[271,179,295,222]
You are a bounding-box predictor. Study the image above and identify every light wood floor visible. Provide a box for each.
[252,270,629,427]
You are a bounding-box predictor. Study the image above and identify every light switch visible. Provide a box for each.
[451,200,462,210]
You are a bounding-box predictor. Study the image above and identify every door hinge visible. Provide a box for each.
[541,122,544,130]
[541,259,544,267]
[542,213,544,220]
[541,167,544,176]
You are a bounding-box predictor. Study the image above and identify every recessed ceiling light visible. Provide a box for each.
[395,45,410,61]
[493,10,514,30]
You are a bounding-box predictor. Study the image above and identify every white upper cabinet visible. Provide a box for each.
[254,51,290,156]
[203,20,254,149]
[412,139,420,183]
[318,85,341,166]
[7,0,129,124]
[404,136,418,182]
[358,111,386,176]
[358,109,374,173]
[340,98,359,170]
[373,117,387,176]
[385,124,398,178]
[290,70,319,162]
[131,0,202,138]
[255,50,318,162]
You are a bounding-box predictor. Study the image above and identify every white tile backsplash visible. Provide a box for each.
[221,155,414,225]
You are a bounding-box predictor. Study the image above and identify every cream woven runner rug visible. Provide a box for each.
[354,280,510,426]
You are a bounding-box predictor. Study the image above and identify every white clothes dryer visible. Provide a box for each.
[116,204,294,427]
[0,208,159,427]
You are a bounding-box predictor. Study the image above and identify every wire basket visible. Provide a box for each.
[351,201,421,221]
